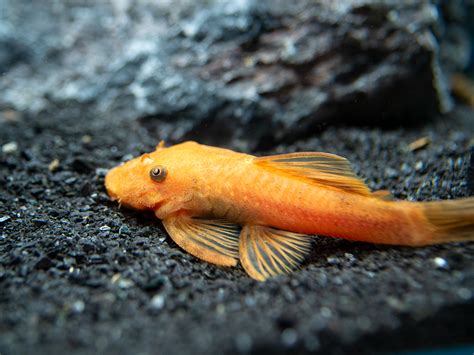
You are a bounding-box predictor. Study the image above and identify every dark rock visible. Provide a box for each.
[0,0,456,150]
[32,219,48,226]
[70,157,95,174]
[438,1,474,73]
[468,146,474,194]
[34,256,54,270]
[141,275,170,292]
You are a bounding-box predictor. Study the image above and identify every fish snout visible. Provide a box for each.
[104,163,160,210]
[105,167,121,200]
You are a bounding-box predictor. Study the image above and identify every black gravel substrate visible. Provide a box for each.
[0,105,473,355]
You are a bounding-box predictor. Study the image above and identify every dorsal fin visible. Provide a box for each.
[254,152,370,196]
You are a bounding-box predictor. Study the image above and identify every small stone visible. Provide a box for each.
[387,296,405,310]
[281,328,298,347]
[71,300,85,313]
[320,307,332,318]
[157,235,167,244]
[366,271,376,278]
[457,288,472,300]
[415,161,424,171]
[65,177,77,184]
[118,278,133,289]
[433,257,448,269]
[0,215,10,223]
[344,253,356,262]
[81,135,92,144]
[35,256,54,270]
[48,158,60,172]
[95,168,109,177]
[384,167,398,178]
[89,255,104,264]
[400,163,412,174]
[118,225,130,235]
[150,294,165,310]
[2,141,18,153]
[165,260,177,268]
[407,136,430,151]
[142,275,169,291]
[99,225,111,232]
[71,158,94,173]
[216,304,226,316]
[19,265,29,277]
[2,110,20,122]
[81,241,95,253]
[244,295,256,307]
[32,219,48,226]
[111,273,133,288]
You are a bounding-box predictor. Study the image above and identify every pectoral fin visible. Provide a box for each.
[162,216,241,267]
[239,225,313,281]
[254,152,370,196]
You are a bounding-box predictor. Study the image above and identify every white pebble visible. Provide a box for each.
[71,300,85,313]
[433,257,448,269]
[2,141,18,153]
[320,306,332,318]
[117,278,133,289]
[281,328,298,347]
[150,294,165,310]
[458,288,472,300]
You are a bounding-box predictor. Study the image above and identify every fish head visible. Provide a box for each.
[105,141,196,211]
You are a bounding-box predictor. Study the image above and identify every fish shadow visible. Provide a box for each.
[306,236,394,267]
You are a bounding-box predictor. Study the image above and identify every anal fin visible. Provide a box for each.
[239,225,313,281]
[162,216,241,267]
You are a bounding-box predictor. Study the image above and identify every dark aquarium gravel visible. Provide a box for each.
[0,105,473,355]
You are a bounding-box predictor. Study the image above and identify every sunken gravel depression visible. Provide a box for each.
[1,1,473,355]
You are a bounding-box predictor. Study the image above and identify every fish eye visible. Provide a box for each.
[149,165,167,182]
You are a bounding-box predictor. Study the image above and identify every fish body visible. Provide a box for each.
[105,141,474,281]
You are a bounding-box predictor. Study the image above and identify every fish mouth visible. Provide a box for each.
[104,171,119,201]
[105,165,163,211]
[104,167,128,205]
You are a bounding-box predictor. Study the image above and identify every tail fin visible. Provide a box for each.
[423,197,474,243]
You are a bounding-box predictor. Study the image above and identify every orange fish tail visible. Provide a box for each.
[418,196,474,245]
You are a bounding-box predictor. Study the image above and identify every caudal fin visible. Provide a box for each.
[423,197,474,243]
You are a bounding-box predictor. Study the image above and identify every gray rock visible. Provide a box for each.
[0,1,457,150]
[0,0,468,149]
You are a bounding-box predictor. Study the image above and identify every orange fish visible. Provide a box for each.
[105,141,474,281]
